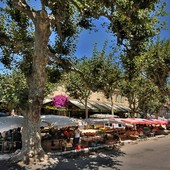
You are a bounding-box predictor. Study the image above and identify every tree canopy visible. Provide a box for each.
[144,38,170,96]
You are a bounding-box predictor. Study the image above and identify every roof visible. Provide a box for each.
[84,118,125,125]
[42,98,131,113]
[68,99,85,110]
[69,99,131,113]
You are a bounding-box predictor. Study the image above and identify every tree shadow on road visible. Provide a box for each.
[0,147,126,170]
[52,147,126,170]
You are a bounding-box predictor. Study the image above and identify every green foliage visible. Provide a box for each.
[0,0,101,115]
[0,6,33,70]
[46,64,63,84]
[0,0,164,82]
[64,61,92,118]
[0,70,28,112]
[0,67,59,113]
[119,39,170,117]
[143,38,170,96]
[64,58,92,102]
[89,51,122,99]
[110,0,166,82]
[64,44,123,116]
[119,75,165,116]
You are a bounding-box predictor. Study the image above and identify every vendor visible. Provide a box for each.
[73,126,81,147]
[49,127,57,146]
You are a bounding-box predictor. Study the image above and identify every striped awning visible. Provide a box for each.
[69,99,131,113]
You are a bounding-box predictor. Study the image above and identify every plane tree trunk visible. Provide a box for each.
[15,11,51,164]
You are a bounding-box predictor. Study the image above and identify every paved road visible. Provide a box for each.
[118,136,170,170]
[54,135,170,170]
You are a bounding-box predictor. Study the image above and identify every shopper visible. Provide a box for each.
[73,126,80,148]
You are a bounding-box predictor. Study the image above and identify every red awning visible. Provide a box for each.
[121,118,144,125]
[121,118,168,125]
[149,119,168,125]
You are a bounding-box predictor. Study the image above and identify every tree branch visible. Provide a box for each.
[70,0,83,14]
[12,0,35,20]
[47,46,76,72]
[40,0,46,10]
[47,46,89,83]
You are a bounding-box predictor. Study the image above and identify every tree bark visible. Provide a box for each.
[19,11,51,164]
[85,98,88,119]
[110,95,114,115]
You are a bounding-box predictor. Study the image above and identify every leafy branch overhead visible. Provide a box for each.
[0,0,165,71]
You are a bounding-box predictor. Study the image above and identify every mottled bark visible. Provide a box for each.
[20,10,51,163]
[110,95,114,116]
[85,99,88,119]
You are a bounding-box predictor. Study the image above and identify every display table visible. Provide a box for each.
[42,138,73,152]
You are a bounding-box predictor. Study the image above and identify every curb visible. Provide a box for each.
[50,144,113,157]
[121,134,169,146]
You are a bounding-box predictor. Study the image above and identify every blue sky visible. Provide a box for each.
[159,0,170,39]
[75,0,170,58]
[0,1,170,71]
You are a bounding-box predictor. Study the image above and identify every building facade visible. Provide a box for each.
[42,86,130,118]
